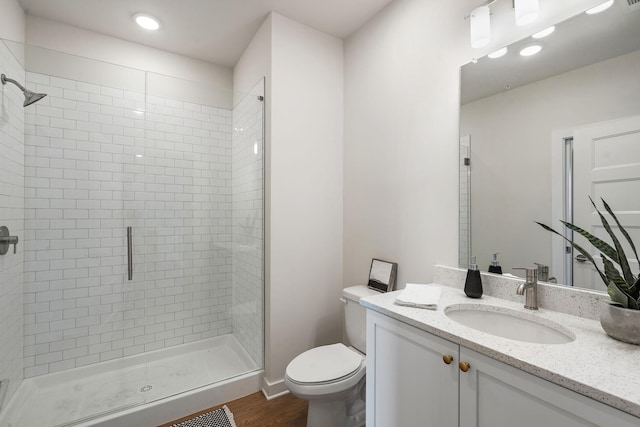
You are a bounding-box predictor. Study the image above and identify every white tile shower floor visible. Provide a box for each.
[1,335,259,427]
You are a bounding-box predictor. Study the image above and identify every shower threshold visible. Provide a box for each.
[0,334,261,427]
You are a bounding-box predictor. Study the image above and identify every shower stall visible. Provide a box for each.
[0,39,265,427]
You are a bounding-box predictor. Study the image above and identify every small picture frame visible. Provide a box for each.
[368,258,398,293]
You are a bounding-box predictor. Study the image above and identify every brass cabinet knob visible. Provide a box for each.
[442,355,454,365]
[459,362,470,372]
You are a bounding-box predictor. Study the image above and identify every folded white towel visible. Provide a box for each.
[395,283,442,310]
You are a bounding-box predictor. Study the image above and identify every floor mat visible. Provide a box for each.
[170,405,237,427]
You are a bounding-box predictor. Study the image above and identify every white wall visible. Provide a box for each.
[344,0,467,288]
[233,15,272,104]
[25,16,233,108]
[269,12,344,393]
[460,49,640,277]
[0,0,25,43]
[233,12,344,396]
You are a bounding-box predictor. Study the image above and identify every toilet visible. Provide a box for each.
[284,285,379,427]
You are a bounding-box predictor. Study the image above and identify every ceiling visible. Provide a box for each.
[17,0,395,67]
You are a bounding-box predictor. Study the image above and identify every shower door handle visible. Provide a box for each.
[127,227,133,280]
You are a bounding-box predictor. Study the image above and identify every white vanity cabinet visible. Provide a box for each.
[366,310,459,427]
[366,310,639,427]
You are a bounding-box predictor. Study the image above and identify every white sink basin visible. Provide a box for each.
[445,304,576,345]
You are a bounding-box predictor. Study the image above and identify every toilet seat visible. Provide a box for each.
[286,343,363,385]
[284,344,366,398]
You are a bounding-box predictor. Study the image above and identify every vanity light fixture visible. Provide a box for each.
[134,13,161,31]
[532,26,555,39]
[520,44,542,56]
[468,0,542,49]
[470,6,491,48]
[488,47,508,58]
[586,0,614,15]
[515,0,539,26]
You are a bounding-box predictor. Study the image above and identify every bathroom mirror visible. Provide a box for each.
[459,1,640,291]
[368,259,398,293]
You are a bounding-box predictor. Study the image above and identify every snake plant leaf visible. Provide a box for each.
[559,221,617,262]
[535,221,607,285]
[589,197,635,285]
[631,276,640,299]
[602,256,638,308]
[601,197,640,268]
[607,281,631,309]
[627,289,638,309]
[602,254,629,293]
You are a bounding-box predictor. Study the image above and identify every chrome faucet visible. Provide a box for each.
[534,263,549,282]
[513,267,538,310]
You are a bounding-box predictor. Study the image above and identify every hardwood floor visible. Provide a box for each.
[158,392,308,427]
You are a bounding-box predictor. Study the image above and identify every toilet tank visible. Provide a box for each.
[342,285,380,353]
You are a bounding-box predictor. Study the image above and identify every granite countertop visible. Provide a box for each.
[361,285,640,418]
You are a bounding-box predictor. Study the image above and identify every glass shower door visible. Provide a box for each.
[0,37,27,424]
[129,73,265,404]
[130,72,239,402]
[5,43,149,427]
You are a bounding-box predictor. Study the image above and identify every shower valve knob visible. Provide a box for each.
[0,226,19,255]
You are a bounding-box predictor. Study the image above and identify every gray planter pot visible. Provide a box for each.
[600,301,640,345]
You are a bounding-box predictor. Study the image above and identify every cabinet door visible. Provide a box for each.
[366,311,458,427]
[459,347,640,427]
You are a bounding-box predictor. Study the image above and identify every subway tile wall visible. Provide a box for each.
[459,140,470,268]
[23,72,235,377]
[0,41,25,407]
[231,80,264,368]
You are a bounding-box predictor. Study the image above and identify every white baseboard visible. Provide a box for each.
[261,377,289,400]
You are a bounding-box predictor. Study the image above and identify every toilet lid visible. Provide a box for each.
[286,343,363,384]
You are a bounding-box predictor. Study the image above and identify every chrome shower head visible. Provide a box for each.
[1,73,47,107]
[22,89,47,107]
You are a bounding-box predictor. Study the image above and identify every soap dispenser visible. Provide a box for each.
[488,253,503,275]
[464,256,483,298]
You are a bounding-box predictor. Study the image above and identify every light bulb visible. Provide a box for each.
[470,6,491,49]
[515,0,539,26]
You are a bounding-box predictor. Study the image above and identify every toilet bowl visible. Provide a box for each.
[284,285,379,427]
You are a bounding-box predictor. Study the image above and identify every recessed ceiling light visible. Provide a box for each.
[586,0,614,15]
[488,47,508,59]
[520,45,542,56]
[134,13,160,31]
[532,26,555,39]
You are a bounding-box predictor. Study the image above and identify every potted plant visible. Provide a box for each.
[537,197,640,344]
